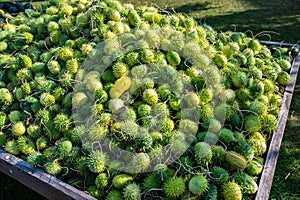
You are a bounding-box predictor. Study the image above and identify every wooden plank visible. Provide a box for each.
[260,40,298,48]
[0,149,97,200]
[255,50,300,199]
[255,92,294,200]
[286,52,300,93]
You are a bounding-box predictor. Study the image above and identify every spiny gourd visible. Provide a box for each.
[0,0,294,199]
[163,177,186,198]
[194,142,212,165]
[222,181,242,200]
[188,175,209,195]
[225,151,248,170]
[87,150,107,173]
[211,166,229,184]
[234,172,258,195]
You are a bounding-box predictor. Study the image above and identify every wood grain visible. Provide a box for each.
[0,149,97,200]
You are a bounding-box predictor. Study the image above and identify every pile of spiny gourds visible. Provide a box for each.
[0,0,297,199]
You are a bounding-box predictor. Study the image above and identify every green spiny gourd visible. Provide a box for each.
[131,64,148,77]
[124,51,140,67]
[5,140,20,155]
[123,183,141,200]
[138,104,152,117]
[140,77,155,91]
[27,151,44,167]
[156,118,174,133]
[234,172,258,195]
[231,71,248,88]
[183,92,200,108]
[203,184,218,200]
[0,88,13,105]
[212,145,226,163]
[72,92,88,108]
[47,21,59,32]
[222,181,242,200]
[86,186,104,199]
[211,166,229,185]
[163,177,186,198]
[206,118,222,133]
[0,131,7,146]
[157,84,171,101]
[278,59,292,71]
[197,131,218,145]
[95,173,109,189]
[16,68,33,82]
[8,111,21,122]
[59,46,74,61]
[88,124,107,142]
[179,119,198,134]
[87,150,107,173]
[21,82,31,95]
[12,121,26,136]
[249,100,268,115]
[40,92,55,106]
[17,136,35,155]
[85,78,103,92]
[112,62,128,78]
[59,3,73,17]
[188,175,209,195]
[0,112,7,128]
[142,173,162,190]
[225,151,247,170]
[19,54,32,68]
[246,160,263,176]
[198,103,213,123]
[166,51,181,67]
[57,140,72,157]
[36,137,48,150]
[236,140,255,161]
[112,174,133,189]
[0,41,8,52]
[142,89,158,105]
[120,107,136,121]
[45,160,62,175]
[214,54,227,67]
[106,190,122,200]
[120,120,139,139]
[53,113,71,132]
[140,49,154,63]
[66,58,79,74]
[244,115,261,133]
[219,128,236,145]
[248,132,267,156]
[135,128,153,152]
[128,153,151,173]
[276,71,291,86]
[194,142,212,165]
[109,76,131,99]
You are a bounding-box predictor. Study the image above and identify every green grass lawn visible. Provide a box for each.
[1,0,300,199]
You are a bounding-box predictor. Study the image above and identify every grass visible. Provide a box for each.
[126,0,300,44]
[1,0,300,199]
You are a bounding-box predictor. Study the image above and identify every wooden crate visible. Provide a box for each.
[0,41,299,200]
[255,41,300,200]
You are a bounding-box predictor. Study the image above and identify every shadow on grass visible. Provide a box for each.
[201,10,300,43]
[168,0,300,43]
